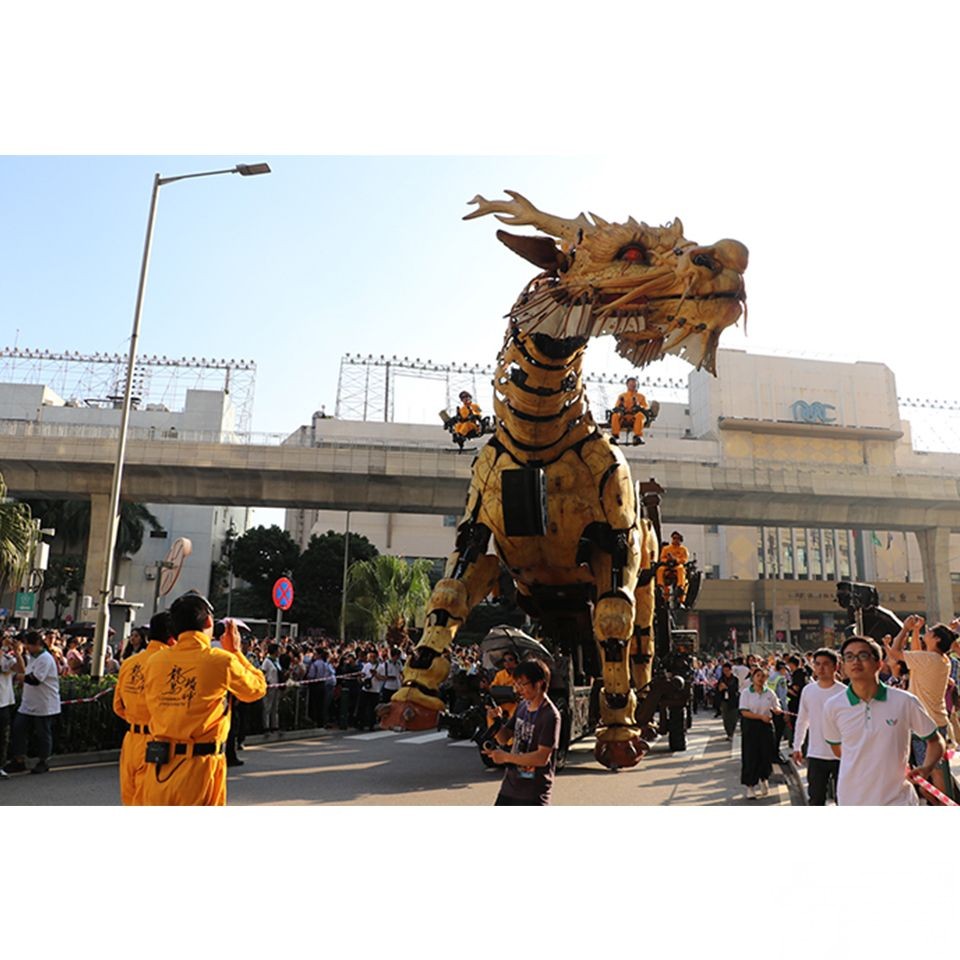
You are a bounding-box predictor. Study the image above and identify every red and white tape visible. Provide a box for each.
[909,772,958,806]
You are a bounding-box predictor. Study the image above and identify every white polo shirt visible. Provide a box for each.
[792,680,847,761]
[822,682,937,806]
[19,648,62,717]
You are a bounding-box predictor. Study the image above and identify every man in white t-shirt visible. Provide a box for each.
[3,631,62,776]
[822,636,943,806]
[792,647,846,805]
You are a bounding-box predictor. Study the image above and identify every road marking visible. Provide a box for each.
[448,740,479,748]
[730,734,740,761]
[351,730,400,741]
[686,735,709,760]
[398,731,450,745]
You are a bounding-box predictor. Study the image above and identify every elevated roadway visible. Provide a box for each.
[4,419,960,621]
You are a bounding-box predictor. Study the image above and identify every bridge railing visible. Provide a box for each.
[3,418,960,478]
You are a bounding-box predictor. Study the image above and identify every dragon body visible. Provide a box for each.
[380,192,747,769]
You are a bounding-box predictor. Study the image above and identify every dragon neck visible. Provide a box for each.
[491,324,595,465]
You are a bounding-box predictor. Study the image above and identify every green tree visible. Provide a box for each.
[230,525,300,618]
[294,530,378,632]
[0,472,36,596]
[345,554,433,645]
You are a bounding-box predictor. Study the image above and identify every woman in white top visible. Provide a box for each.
[739,667,781,799]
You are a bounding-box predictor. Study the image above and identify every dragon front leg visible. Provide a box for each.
[591,532,649,770]
[379,510,501,732]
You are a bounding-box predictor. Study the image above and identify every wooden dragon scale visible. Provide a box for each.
[380,191,747,770]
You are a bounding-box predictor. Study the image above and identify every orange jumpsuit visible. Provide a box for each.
[489,668,518,720]
[141,630,266,806]
[610,389,647,440]
[656,543,689,598]
[453,401,482,439]
[112,639,169,806]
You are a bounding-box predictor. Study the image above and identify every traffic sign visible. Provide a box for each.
[15,592,36,616]
[273,577,294,610]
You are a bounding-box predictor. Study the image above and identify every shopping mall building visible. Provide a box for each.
[286,349,960,651]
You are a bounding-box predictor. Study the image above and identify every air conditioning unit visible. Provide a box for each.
[145,566,157,580]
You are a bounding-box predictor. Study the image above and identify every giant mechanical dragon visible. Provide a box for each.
[380,191,747,769]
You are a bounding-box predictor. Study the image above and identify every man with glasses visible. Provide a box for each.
[822,636,944,805]
[483,658,560,806]
[791,648,845,805]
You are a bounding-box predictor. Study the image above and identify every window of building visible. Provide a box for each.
[442,515,458,528]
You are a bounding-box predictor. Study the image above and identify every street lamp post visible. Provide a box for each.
[91,162,270,678]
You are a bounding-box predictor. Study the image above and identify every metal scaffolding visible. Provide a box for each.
[334,352,689,422]
[0,347,257,433]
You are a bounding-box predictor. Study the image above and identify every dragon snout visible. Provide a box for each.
[689,238,748,275]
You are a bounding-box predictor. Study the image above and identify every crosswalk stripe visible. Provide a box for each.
[686,735,709,760]
[398,731,450,745]
[350,730,400,741]
[730,734,740,762]
[448,740,479,748]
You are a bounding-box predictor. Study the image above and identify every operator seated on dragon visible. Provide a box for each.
[656,530,690,606]
[452,390,483,442]
[609,376,650,445]
[380,191,747,770]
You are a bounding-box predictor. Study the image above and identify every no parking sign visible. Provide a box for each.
[273,577,294,610]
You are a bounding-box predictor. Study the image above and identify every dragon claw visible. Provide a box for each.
[377,699,440,732]
[594,732,650,770]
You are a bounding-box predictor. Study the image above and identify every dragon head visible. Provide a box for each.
[465,190,747,374]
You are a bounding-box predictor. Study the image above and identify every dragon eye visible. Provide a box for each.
[616,244,647,264]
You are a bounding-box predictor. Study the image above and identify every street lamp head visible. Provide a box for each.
[235,163,271,177]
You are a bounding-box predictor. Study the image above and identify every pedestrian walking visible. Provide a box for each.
[822,635,944,806]
[739,667,780,799]
[716,663,740,739]
[791,647,845,805]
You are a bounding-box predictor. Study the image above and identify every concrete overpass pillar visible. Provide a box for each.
[82,494,112,612]
[915,527,955,625]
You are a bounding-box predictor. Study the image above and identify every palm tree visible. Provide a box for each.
[345,555,433,644]
[0,472,36,597]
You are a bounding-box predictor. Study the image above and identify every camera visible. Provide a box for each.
[437,693,504,749]
[836,580,879,612]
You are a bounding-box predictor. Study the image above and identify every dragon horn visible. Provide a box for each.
[464,190,593,244]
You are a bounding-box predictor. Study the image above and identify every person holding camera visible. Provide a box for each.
[112,611,176,804]
[356,649,382,731]
[483,658,561,806]
[141,592,266,806]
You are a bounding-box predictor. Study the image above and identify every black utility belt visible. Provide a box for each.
[145,740,224,764]
[129,723,150,735]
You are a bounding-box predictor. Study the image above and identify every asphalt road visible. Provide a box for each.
[0,712,798,806]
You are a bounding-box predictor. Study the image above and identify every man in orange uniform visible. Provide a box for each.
[610,377,649,445]
[141,592,266,806]
[656,531,690,605]
[485,650,520,721]
[453,391,483,441]
[112,611,176,805]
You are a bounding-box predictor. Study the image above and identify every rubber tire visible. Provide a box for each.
[667,706,686,751]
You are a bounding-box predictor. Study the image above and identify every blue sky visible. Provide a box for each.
[4,144,959,437]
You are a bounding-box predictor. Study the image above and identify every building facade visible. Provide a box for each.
[0,382,250,622]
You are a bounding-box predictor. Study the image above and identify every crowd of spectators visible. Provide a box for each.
[690,615,960,803]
